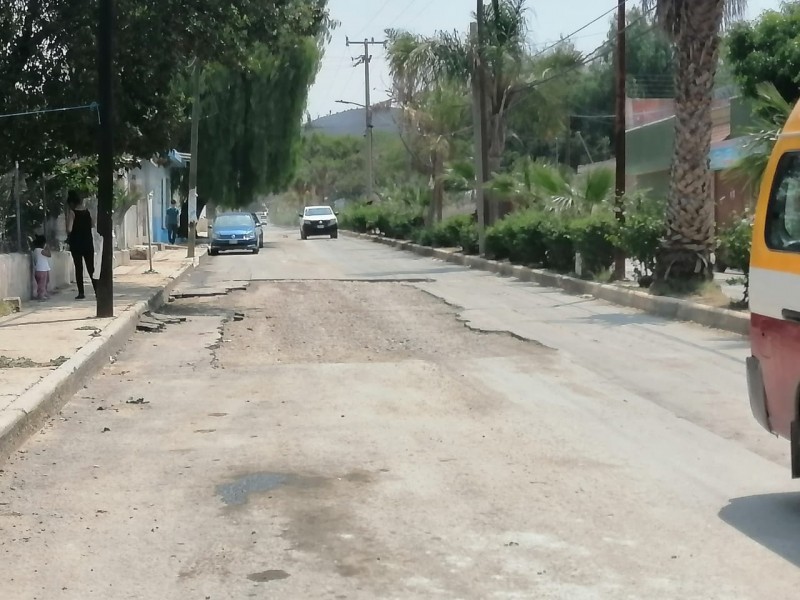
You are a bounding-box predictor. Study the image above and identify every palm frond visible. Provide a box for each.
[725,81,793,189]
[643,0,747,35]
[581,168,615,206]
[528,162,570,198]
[445,159,476,187]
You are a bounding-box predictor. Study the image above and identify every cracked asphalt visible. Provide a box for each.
[0,227,798,599]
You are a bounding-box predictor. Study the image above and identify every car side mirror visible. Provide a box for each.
[335,212,339,216]
[298,213,303,217]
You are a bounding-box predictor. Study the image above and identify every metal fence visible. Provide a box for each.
[0,168,65,254]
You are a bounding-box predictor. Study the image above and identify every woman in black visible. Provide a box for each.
[66,190,96,299]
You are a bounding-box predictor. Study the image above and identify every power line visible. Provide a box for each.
[387,0,422,28]
[529,2,620,60]
[354,0,393,38]
[515,8,658,95]
[0,102,99,121]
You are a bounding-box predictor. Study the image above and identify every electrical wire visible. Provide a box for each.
[528,2,621,60]
[514,9,658,96]
[0,102,99,121]
[353,0,394,38]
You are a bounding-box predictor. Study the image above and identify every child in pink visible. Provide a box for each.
[32,235,51,301]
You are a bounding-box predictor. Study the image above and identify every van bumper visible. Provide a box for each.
[746,356,771,433]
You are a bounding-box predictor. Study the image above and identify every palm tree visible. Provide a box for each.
[394,83,469,225]
[643,0,747,283]
[386,0,578,223]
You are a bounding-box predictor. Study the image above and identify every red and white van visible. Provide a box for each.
[747,104,800,477]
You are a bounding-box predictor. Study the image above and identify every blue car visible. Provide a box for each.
[209,212,262,256]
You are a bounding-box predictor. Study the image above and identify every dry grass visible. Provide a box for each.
[650,280,731,308]
[0,300,14,318]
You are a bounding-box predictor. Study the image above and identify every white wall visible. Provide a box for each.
[0,251,74,300]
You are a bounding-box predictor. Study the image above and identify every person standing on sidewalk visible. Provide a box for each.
[31,235,51,301]
[66,191,96,300]
[166,199,180,245]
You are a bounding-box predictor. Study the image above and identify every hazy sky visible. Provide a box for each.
[307,0,785,119]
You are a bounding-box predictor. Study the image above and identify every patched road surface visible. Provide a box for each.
[1,228,798,599]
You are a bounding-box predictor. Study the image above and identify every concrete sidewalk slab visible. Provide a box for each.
[0,248,206,461]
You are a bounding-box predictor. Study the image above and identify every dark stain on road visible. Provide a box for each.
[217,472,290,506]
[217,470,367,507]
[247,569,290,582]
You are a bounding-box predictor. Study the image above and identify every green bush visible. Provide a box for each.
[340,202,423,239]
[540,215,575,273]
[408,214,479,254]
[717,214,752,273]
[611,212,663,281]
[569,213,618,276]
[339,203,377,233]
[717,213,753,304]
[411,227,433,246]
[485,210,549,265]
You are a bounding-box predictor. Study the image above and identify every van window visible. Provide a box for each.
[767,152,800,252]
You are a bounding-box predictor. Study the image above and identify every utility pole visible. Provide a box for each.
[12,162,21,253]
[187,62,201,259]
[613,0,627,280]
[346,36,385,201]
[470,22,486,256]
[476,1,492,226]
[96,0,115,318]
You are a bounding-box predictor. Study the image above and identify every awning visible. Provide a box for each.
[167,149,190,167]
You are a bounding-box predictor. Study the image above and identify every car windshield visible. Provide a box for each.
[305,207,333,216]
[215,214,253,228]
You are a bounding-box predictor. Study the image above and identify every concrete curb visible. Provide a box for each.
[0,251,207,462]
[342,231,749,336]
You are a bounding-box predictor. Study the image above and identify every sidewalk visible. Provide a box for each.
[0,248,204,459]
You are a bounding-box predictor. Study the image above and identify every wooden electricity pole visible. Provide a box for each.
[471,21,486,256]
[187,62,201,259]
[96,0,115,317]
[613,0,627,280]
[476,0,491,228]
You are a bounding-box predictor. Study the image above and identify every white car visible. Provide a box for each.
[299,205,338,240]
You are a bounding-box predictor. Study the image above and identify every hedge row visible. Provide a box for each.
[485,211,618,275]
[345,202,758,283]
[339,202,425,240]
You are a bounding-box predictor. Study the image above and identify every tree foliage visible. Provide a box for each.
[727,3,800,104]
[186,35,326,208]
[506,6,674,168]
[0,0,330,173]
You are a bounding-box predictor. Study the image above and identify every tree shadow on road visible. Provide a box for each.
[719,492,800,567]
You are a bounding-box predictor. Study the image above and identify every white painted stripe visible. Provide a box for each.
[749,266,800,320]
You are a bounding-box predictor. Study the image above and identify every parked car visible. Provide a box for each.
[209,212,261,255]
[299,205,338,240]
[255,211,269,225]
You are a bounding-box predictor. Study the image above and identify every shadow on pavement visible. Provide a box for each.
[719,492,800,567]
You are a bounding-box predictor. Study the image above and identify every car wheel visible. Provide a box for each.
[209,249,218,256]
[253,246,260,255]
[259,235,264,248]
[331,230,338,239]
[300,231,307,240]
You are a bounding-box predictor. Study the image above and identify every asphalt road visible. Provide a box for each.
[0,226,798,599]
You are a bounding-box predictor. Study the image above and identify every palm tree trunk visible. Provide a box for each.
[655,1,724,284]
[427,152,437,227]
[486,112,508,224]
[433,153,444,223]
